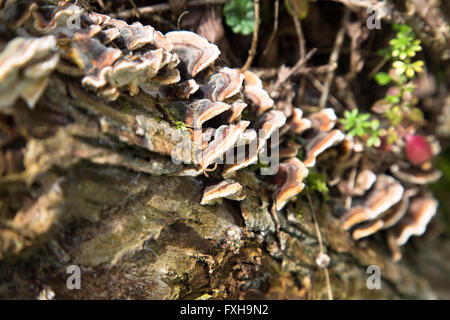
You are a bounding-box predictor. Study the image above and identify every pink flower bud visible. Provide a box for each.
[405,134,433,165]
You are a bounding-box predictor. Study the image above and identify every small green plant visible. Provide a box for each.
[305,170,329,198]
[173,120,186,130]
[373,24,425,143]
[376,25,424,84]
[120,99,131,113]
[296,206,303,219]
[223,0,255,35]
[340,109,382,147]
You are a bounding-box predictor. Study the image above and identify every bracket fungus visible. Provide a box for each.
[279,140,301,159]
[243,70,274,115]
[288,108,312,134]
[254,110,287,144]
[390,164,442,185]
[393,196,438,246]
[185,99,231,128]
[201,179,246,205]
[303,130,345,167]
[381,189,418,229]
[226,101,248,123]
[339,164,438,248]
[0,35,59,110]
[338,169,377,196]
[165,31,220,77]
[274,158,309,211]
[198,121,250,171]
[308,108,337,132]
[201,67,244,102]
[341,174,405,231]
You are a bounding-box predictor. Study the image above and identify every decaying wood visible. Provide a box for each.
[0,75,442,299]
[0,1,448,300]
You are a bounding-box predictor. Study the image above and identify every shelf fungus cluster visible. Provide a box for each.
[0,1,347,210]
[0,0,178,104]
[0,35,59,110]
[337,141,441,252]
[0,1,441,259]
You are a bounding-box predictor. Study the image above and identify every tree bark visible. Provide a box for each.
[0,74,446,300]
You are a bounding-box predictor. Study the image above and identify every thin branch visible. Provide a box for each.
[127,0,140,19]
[111,0,233,19]
[296,64,336,75]
[262,0,279,58]
[241,0,260,73]
[287,0,306,60]
[367,56,389,80]
[253,63,334,80]
[345,167,357,209]
[177,10,190,30]
[307,74,343,110]
[272,48,317,94]
[328,0,378,9]
[306,190,333,300]
[319,9,349,109]
[287,0,307,99]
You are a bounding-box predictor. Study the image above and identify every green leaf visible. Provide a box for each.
[285,0,309,20]
[410,107,424,122]
[374,72,392,86]
[367,135,381,147]
[223,0,256,35]
[393,61,406,74]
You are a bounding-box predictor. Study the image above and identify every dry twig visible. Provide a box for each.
[262,0,279,58]
[111,0,233,19]
[241,0,260,73]
[319,9,349,109]
[306,190,333,300]
[307,74,343,110]
[272,48,317,94]
[287,0,306,60]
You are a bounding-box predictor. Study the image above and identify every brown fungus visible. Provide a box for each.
[226,101,248,123]
[274,157,309,211]
[352,220,385,241]
[254,110,287,144]
[381,189,418,229]
[200,179,246,205]
[308,108,337,132]
[390,164,442,185]
[338,169,377,196]
[199,121,250,171]
[393,196,438,246]
[0,35,59,109]
[289,108,311,134]
[185,99,231,129]
[165,31,220,77]
[303,130,345,167]
[201,67,244,102]
[341,174,404,231]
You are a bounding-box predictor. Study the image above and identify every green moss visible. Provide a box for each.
[122,101,131,114]
[305,170,329,199]
[174,121,186,130]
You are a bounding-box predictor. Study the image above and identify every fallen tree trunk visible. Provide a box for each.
[0,76,444,300]
[0,0,449,300]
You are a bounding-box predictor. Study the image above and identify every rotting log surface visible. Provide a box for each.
[0,75,447,300]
